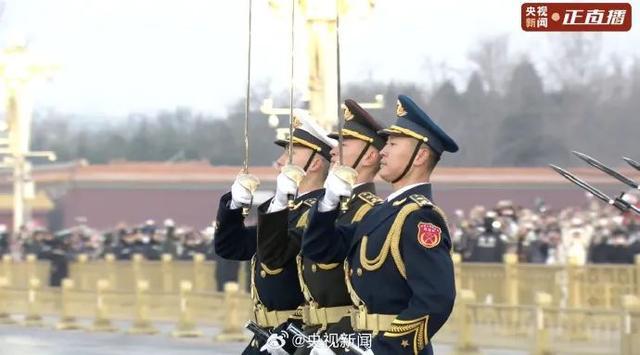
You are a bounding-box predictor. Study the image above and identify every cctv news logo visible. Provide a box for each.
[522,3,631,31]
[262,331,372,350]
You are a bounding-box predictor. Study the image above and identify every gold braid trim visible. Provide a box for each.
[429,204,450,253]
[296,255,314,302]
[351,203,372,223]
[250,256,260,305]
[260,262,284,276]
[344,261,363,306]
[389,204,421,279]
[432,205,450,229]
[384,316,429,355]
[290,306,304,320]
[296,210,310,229]
[360,203,421,279]
[317,262,340,270]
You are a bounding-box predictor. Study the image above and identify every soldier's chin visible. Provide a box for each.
[378,166,395,183]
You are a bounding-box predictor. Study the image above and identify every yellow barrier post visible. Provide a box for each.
[172,280,202,337]
[192,253,206,292]
[567,255,588,340]
[237,261,248,294]
[128,279,158,335]
[132,254,144,290]
[452,253,462,293]
[162,254,173,293]
[91,279,116,332]
[621,294,640,355]
[24,277,43,327]
[77,253,89,290]
[215,282,250,342]
[503,253,519,306]
[636,255,640,299]
[105,253,117,288]
[454,289,479,355]
[1,255,12,286]
[503,253,520,335]
[56,278,82,330]
[0,276,15,324]
[533,292,552,355]
[26,254,37,282]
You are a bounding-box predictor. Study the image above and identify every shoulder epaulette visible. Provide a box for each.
[409,194,450,228]
[358,191,383,206]
[409,194,433,208]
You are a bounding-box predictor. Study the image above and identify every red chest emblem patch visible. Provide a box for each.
[417,222,441,248]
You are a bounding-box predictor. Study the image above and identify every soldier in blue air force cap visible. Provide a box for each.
[303,95,458,355]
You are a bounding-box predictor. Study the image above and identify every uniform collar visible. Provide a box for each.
[295,188,324,202]
[386,182,432,202]
[352,181,376,196]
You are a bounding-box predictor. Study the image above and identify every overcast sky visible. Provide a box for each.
[0,0,638,119]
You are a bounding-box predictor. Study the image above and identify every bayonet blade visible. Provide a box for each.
[623,157,640,171]
[549,164,614,205]
[573,151,638,189]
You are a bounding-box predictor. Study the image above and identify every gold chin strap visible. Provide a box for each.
[391,139,423,184]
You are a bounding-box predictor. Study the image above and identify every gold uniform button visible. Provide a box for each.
[349,269,354,277]
[260,270,267,278]
[357,268,363,276]
[312,264,317,273]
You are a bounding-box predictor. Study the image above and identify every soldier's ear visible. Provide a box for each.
[362,146,380,167]
[413,146,431,167]
[308,154,325,173]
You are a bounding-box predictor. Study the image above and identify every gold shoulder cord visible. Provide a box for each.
[432,205,450,229]
[250,256,262,305]
[351,203,372,223]
[344,261,363,306]
[296,254,314,303]
[359,203,421,279]
[260,263,284,276]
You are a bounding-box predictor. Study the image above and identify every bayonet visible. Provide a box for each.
[572,151,638,190]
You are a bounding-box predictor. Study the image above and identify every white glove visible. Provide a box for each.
[230,175,254,210]
[319,170,353,212]
[260,333,290,355]
[309,341,336,355]
[269,172,299,213]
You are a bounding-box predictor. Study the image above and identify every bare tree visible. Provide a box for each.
[546,33,604,91]
[467,34,511,94]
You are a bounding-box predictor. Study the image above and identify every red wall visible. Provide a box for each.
[59,188,226,230]
[56,184,614,230]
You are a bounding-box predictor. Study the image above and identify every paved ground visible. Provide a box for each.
[0,318,526,355]
[0,318,243,355]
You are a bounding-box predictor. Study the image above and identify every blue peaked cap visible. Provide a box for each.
[379,95,459,155]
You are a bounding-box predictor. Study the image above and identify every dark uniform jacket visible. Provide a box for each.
[261,182,382,355]
[214,189,323,355]
[303,184,455,355]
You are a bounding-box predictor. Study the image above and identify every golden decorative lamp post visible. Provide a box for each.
[0,37,57,231]
[263,0,382,132]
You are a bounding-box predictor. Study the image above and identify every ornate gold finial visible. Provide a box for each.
[292,115,302,128]
[344,106,354,121]
[396,100,407,117]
